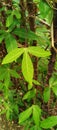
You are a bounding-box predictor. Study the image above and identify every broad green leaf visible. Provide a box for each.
[0,35,4,43]
[0,30,5,34]
[6,109,11,120]
[13,104,19,114]
[5,33,18,52]
[28,46,51,57]
[0,67,8,80]
[13,10,21,19]
[52,81,57,86]
[19,107,32,124]
[49,77,55,87]
[55,61,57,69]
[0,83,4,90]
[13,28,38,40]
[23,89,36,100]
[30,125,39,130]
[6,15,13,27]
[40,116,57,129]
[49,77,57,88]
[22,51,34,84]
[36,28,50,46]
[28,83,33,90]
[0,109,6,115]
[33,105,41,126]
[33,79,40,85]
[43,87,50,103]
[4,71,10,87]
[52,86,57,96]
[36,26,49,33]
[2,48,24,64]
[39,0,53,24]
[10,69,19,78]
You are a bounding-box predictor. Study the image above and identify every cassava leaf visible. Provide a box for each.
[52,86,57,96]
[13,28,38,40]
[2,48,24,64]
[19,107,32,124]
[10,69,19,78]
[40,116,57,129]
[28,46,51,57]
[33,105,41,126]
[6,15,13,27]
[23,89,36,100]
[5,33,18,52]
[22,50,34,84]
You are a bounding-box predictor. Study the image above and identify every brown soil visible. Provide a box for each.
[0,115,24,130]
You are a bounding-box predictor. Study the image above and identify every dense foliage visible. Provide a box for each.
[0,0,57,129]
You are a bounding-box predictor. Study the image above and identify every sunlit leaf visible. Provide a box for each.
[40,116,57,129]
[22,50,34,84]
[33,105,41,126]
[13,10,21,19]
[6,15,13,27]
[23,89,36,100]
[52,86,57,96]
[2,48,24,64]
[28,46,51,57]
[19,107,32,124]
[33,79,40,85]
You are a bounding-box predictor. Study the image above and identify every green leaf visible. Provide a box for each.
[43,87,50,103]
[28,83,33,90]
[49,77,55,87]
[0,83,4,90]
[33,79,40,85]
[13,28,38,40]
[40,116,57,129]
[0,35,4,43]
[0,109,6,115]
[10,69,19,78]
[28,46,51,57]
[36,28,50,46]
[4,71,10,87]
[2,48,24,64]
[0,68,7,80]
[5,33,18,52]
[12,0,19,4]
[19,107,32,124]
[13,10,21,19]
[49,77,57,90]
[0,30,5,34]
[30,125,39,130]
[23,89,36,100]
[33,105,41,126]
[22,51,34,84]
[39,0,53,24]
[52,86,57,96]
[6,15,13,27]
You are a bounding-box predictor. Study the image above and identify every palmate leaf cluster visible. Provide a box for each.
[0,0,57,129]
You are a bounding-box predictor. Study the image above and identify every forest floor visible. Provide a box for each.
[0,115,24,130]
